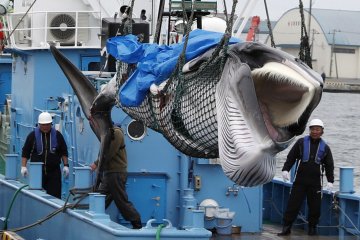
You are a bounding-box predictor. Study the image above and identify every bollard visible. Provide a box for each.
[182,188,197,229]
[28,162,43,189]
[88,192,99,213]
[73,167,92,189]
[183,189,196,207]
[192,209,205,228]
[73,167,92,204]
[5,154,18,180]
[92,194,106,214]
[339,167,354,193]
[85,193,109,220]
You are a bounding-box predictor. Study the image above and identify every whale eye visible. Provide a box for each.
[127,120,146,141]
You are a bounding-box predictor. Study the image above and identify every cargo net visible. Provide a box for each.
[118,42,228,159]
[117,0,236,159]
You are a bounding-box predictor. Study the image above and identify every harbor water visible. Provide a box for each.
[276,91,360,193]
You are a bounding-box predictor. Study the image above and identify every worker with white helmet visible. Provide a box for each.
[278,118,334,236]
[21,112,69,199]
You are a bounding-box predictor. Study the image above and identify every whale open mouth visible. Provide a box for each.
[251,61,317,143]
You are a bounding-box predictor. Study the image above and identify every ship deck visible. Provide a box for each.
[210,223,347,239]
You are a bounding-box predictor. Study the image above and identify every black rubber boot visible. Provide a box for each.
[277,225,292,236]
[308,225,317,236]
[131,220,142,229]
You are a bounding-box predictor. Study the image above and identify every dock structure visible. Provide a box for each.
[324,78,360,93]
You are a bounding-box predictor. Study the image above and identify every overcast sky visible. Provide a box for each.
[221,0,360,21]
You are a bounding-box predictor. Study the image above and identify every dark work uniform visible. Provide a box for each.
[95,126,142,228]
[281,136,334,228]
[22,128,68,198]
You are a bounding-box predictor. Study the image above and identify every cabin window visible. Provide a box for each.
[127,120,146,141]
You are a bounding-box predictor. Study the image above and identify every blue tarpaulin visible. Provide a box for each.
[107,29,240,107]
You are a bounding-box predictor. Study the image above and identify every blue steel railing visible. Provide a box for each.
[263,168,360,238]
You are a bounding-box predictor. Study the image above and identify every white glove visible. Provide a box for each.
[63,166,69,178]
[282,171,290,182]
[326,182,333,191]
[21,166,28,177]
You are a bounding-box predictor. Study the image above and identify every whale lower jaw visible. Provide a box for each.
[221,148,276,187]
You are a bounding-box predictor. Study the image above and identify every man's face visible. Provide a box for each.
[309,126,323,139]
[39,123,52,133]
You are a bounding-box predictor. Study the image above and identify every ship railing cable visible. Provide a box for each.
[0,187,92,234]
[264,195,339,229]
[332,192,360,236]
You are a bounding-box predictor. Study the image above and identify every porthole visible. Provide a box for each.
[127,120,146,141]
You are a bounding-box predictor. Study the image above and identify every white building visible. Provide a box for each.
[265,8,360,79]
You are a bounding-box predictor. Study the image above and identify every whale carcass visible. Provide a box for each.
[50,37,323,187]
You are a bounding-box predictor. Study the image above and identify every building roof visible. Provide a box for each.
[305,8,360,47]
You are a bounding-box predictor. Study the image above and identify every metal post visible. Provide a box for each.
[192,209,205,228]
[85,193,110,220]
[329,29,335,77]
[74,166,92,189]
[74,166,92,204]
[4,154,18,180]
[182,188,197,229]
[329,29,340,78]
[339,167,354,193]
[92,194,106,214]
[339,198,346,239]
[28,162,43,189]
[307,0,312,36]
[335,48,339,79]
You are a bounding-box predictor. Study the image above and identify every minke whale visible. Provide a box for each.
[50,41,323,187]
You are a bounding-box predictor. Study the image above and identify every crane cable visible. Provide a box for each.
[263,0,276,48]
[298,0,313,68]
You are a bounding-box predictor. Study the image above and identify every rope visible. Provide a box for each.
[156,224,165,240]
[153,0,166,44]
[263,0,276,48]
[298,0,312,68]
[3,185,29,230]
[123,0,135,35]
[178,0,196,68]
[0,187,90,234]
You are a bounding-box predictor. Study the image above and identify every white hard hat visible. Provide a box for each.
[38,112,53,124]
[309,118,324,128]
